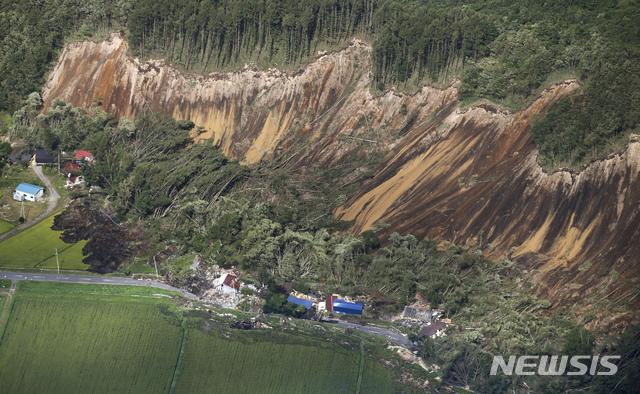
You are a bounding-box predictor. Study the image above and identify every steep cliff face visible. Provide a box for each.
[42,34,640,310]
[44,33,450,165]
[337,81,640,310]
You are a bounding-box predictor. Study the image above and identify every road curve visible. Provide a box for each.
[0,271,198,300]
[0,165,61,243]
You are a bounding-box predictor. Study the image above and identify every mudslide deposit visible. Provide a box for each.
[42,33,640,311]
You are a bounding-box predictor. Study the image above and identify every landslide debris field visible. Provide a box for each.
[43,34,640,310]
[0,281,412,393]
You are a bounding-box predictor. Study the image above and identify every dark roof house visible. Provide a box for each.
[34,148,59,164]
[419,321,449,339]
[8,152,32,164]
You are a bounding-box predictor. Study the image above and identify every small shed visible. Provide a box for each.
[14,183,44,202]
[332,299,364,315]
[287,295,314,309]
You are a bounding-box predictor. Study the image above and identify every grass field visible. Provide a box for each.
[16,281,181,297]
[0,297,183,393]
[0,281,410,393]
[0,219,14,235]
[0,214,87,270]
[176,329,397,393]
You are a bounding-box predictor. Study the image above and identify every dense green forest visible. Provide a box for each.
[1,1,639,168]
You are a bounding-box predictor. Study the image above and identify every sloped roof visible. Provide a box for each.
[62,161,81,172]
[419,321,448,338]
[222,273,240,290]
[8,152,32,164]
[75,150,94,160]
[402,307,436,321]
[34,148,58,163]
[15,183,44,195]
[287,295,313,309]
[333,299,363,315]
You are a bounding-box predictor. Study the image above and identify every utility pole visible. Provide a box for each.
[20,200,25,221]
[55,248,59,273]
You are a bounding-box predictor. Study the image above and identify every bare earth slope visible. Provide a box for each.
[42,33,640,311]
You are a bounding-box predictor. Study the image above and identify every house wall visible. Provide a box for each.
[218,285,237,294]
[15,192,36,202]
[14,189,43,202]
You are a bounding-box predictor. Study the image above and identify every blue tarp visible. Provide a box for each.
[287,295,313,309]
[332,299,363,315]
[15,183,44,196]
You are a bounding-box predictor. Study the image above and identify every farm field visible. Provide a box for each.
[176,328,398,393]
[0,214,87,270]
[0,287,183,393]
[0,281,409,393]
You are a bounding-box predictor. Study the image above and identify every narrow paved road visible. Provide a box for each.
[335,320,409,347]
[0,165,61,243]
[0,271,198,300]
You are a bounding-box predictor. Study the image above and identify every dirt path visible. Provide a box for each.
[0,166,61,243]
[0,279,17,331]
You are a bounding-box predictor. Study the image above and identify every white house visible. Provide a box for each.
[13,183,44,202]
[214,273,240,294]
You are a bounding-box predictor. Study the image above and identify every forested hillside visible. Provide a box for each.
[1,1,640,168]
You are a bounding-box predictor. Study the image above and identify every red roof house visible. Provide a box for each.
[75,150,94,162]
[214,273,240,293]
[62,161,81,174]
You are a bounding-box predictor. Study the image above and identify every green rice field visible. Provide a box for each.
[0,281,408,393]
[176,329,397,393]
[0,297,183,393]
[0,214,87,270]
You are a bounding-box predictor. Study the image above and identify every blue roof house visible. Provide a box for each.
[332,299,364,315]
[286,295,314,309]
[14,183,44,202]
